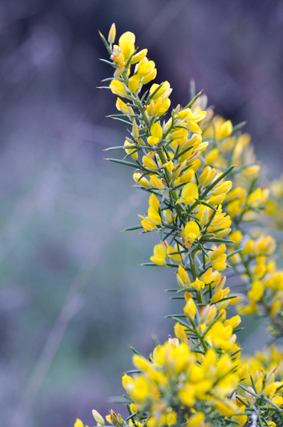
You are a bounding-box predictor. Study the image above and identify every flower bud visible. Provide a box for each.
[92,410,105,426]
[184,297,196,320]
[108,23,116,45]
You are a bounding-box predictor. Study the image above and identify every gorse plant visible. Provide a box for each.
[75,24,283,427]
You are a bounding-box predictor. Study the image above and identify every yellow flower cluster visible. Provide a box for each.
[74,24,283,427]
[122,338,240,427]
[268,174,283,229]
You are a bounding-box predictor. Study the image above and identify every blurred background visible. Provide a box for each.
[0,0,283,425]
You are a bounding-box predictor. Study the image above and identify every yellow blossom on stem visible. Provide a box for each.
[230,230,243,244]
[133,172,150,187]
[184,297,197,320]
[147,122,163,146]
[131,48,148,64]
[219,120,233,140]
[150,175,165,189]
[142,155,158,170]
[99,24,283,427]
[109,79,128,98]
[176,265,191,288]
[183,221,200,249]
[128,75,141,92]
[118,31,135,60]
[116,97,133,115]
[209,244,227,271]
[177,182,199,205]
[174,322,188,342]
[199,166,216,186]
[167,244,182,263]
[248,280,264,301]
[191,278,205,291]
[150,244,167,265]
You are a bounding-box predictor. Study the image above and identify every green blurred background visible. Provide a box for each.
[0,0,283,425]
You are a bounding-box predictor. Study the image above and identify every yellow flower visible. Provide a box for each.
[128,75,141,92]
[184,297,197,320]
[74,420,88,427]
[205,148,218,164]
[186,412,205,427]
[118,31,135,60]
[255,235,276,256]
[163,209,174,224]
[178,108,206,134]
[179,384,196,406]
[176,265,191,288]
[131,49,148,64]
[142,69,157,84]
[150,244,167,265]
[166,411,177,426]
[178,182,199,205]
[132,120,139,138]
[167,244,182,263]
[199,166,216,186]
[132,354,154,373]
[243,239,254,256]
[149,81,172,100]
[210,287,230,303]
[205,321,235,351]
[122,373,134,394]
[219,120,233,140]
[146,98,171,118]
[230,230,243,244]
[201,268,221,286]
[247,188,269,208]
[142,155,158,170]
[183,221,200,249]
[200,304,217,325]
[174,322,188,342]
[133,172,150,187]
[150,175,165,189]
[136,58,155,77]
[109,79,128,98]
[191,278,205,291]
[224,315,241,329]
[140,217,158,232]
[208,194,226,205]
[227,200,242,218]
[272,395,283,407]
[209,245,227,271]
[214,399,237,416]
[116,97,133,115]
[248,280,264,301]
[140,195,161,232]
[163,160,174,172]
[131,376,151,402]
[178,168,195,184]
[147,122,163,146]
[149,193,160,210]
[237,301,258,315]
[212,180,232,196]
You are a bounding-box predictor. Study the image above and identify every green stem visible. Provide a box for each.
[190,317,208,351]
[191,251,205,306]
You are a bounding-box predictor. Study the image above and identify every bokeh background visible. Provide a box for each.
[1,0,283,426]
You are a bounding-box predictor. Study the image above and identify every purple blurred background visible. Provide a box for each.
[0,0,282,426]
